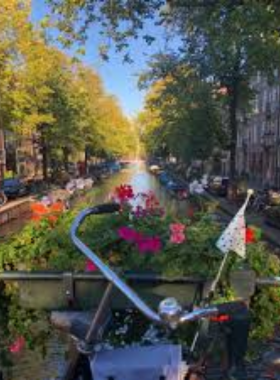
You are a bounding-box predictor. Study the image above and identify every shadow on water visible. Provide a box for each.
[2,162,190,380]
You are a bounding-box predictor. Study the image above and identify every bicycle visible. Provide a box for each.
[48,203,280,380]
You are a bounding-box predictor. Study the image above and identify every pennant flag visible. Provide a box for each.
[216,189,254,258]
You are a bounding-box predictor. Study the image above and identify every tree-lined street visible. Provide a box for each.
[2,2,280,380]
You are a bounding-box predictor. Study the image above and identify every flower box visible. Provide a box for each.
[0,270,256,311]
[0,271,210,310]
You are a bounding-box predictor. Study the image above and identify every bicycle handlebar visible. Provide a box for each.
[70,204,162,324]
[70,204,247,328]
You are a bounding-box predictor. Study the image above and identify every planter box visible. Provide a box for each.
[0,270,256,311]
[0,271,210,311]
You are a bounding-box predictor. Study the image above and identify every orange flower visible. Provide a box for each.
[50,202,64,213]
[31,202,48,215]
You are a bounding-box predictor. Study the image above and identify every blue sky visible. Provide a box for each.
[31,0,171,117]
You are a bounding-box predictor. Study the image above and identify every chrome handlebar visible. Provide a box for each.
[70,204,242,328]
[70,205,161,324]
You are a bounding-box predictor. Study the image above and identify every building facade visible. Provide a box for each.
[0,130,40,181]
[236,72,280,188]
[0,129,5,181]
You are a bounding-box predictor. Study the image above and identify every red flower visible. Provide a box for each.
[114,184,134,203]
[246,227,255,244]
[9,336,25,354]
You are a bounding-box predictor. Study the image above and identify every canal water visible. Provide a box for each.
[1,162,190,380]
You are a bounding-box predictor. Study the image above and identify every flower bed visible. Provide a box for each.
[0,185,280,359]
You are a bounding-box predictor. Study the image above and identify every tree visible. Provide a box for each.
[167,1,280,177]
[46,1,280,177]
[0,0,36,131]
[74,66,137,167]
[0,0,137,181]
[46,0,165,57]
[139,57,223,166]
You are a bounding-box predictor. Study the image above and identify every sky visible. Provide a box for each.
[31,0,172,118]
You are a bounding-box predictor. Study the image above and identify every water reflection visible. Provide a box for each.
[128,162,189,218]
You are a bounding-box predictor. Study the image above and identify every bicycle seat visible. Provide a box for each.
[91,344,183,380]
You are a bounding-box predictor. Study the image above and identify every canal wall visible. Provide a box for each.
[0,199,32,227]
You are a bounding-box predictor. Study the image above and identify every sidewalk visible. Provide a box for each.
[203,191,280,250]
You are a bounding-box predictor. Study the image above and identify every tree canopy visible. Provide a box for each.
[139,57,224,164]
[0,0,137,180]
[45,0,280,176]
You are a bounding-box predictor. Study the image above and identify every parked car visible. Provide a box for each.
[67,162,77,176]
[166,179,188,200]
[1,178,29,199]
[159,172,171,185]
[149,164,161,174]
[268,189,280,206]
[108,162,121,173]
[208,176,230,197]
[264,205,280,229]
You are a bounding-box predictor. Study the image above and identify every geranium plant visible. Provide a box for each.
[82,184,224,277]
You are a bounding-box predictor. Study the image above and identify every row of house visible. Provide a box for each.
[236,72,280,188]
[1,72,280,187]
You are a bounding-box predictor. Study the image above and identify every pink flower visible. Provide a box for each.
[118,226,141,242]
[170,223,185,233]
[170,233,186,244]
[118,226,161,253]
[136,236,162,253]
[145,191,160,211]
[149,236,162,252]
[86,259,97,271]
[133,205,147,218]
[170,223,186,244]
[9,336,25,354]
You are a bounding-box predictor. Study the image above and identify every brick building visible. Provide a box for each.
[236,72,280,188]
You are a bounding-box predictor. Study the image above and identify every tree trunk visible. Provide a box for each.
[84,146,89,175]
[0,129,5,181]
[229,80,238,180]
[63,147,69,172]
[42,137,48,182]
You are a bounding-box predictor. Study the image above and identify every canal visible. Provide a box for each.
[0,162,188,240]
[1,162,190,380]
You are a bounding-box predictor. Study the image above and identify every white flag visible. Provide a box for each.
[216,190,253,258]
